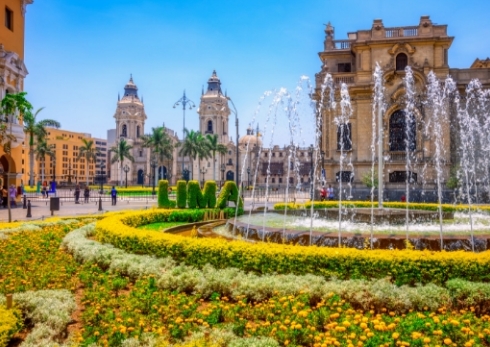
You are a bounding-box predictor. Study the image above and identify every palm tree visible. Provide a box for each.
[35,139,55,183]
[110,139,134,186]
[205,134,227,181]
[141,126,174,178]
[0,92,33,223]
[23,107,61,187]
[77,138,101,186]
[179,129,210,180]
[195,132,211,174]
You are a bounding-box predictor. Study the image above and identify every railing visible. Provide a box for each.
[385,27,418,38]
[334,75,355,85]
[242,187,312,203]
[332,40,352,50]
[23,189,158,203]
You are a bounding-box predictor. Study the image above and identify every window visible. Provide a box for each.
[136,125,140,138]
[337,123,352,150]
[5,7,13,31]
[396,53,408,71]
[272,152,276,157]
[272,178,275,183]
[139,150,143,157]
[279,177,282,183]
[121,124,127,137]
[336,171,354,183]
[389,171,417,183]
[389,110,416,151]
[206,120,213,134]
[289,177,293,184]
[279,152,283,157]
[337,63,351,72]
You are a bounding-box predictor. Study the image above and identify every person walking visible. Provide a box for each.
[74,184,81,204]
[111,186,117,206]
[320,186,327,201]
[9,184,17,207]
[327,184,335,200]
[84,186,90,203]
[1,186,7,208]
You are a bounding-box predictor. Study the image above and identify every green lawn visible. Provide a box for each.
[136,221,188,231]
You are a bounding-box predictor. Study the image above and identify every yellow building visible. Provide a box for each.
[0,0,33,187]
[22,127,108,187]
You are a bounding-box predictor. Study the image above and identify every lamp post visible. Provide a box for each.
[98,164,106,194]
[220,163,225,188]
[226,96,239,186]
[308,144,314,201]
[67,159,72,185]
[200,167,207,187]
[246,167,251,189]
[123,165,130,188]
[150,156,157,195]
[173,91,195,175]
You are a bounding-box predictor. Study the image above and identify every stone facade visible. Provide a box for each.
[314,16,490,200]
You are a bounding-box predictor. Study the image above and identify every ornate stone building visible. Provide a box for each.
[314,16,490,200]
[110,76,179,186]
[0,0,33,187]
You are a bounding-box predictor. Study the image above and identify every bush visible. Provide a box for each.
[202,181,217,208]
[176,180,187,209]
[157,180,170,208]
[0,306,21,347]
[187,181,201,209]
[217,181,243,209]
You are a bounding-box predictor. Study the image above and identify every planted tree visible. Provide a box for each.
[78,138,101,186]
[35,139,55,183]
[206,134,227,181]
[23,107,60,187]
[110,139,134,186]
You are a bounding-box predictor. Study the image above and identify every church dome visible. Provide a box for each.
[119,74,141,103]
[239,126,262,148]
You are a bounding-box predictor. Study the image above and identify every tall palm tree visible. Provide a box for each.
[78,138,101,186]
[110,139,134,186]
[23,107,61,187]
[35,139,55,183]
[141,126,174,172]
[179,129,210,180]
[1,92,33,223]
[205,134,227,181]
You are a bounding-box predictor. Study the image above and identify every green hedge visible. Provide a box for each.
[157,180,170,208]
[187,181,200,209]
[176,180,187,208]
[217,181,243,209]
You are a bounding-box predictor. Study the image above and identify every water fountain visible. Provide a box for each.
[204,66,490,251]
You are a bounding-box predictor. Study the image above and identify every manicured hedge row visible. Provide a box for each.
[157,180,170,208]
[96,210,490,286]
[274,201,490,213]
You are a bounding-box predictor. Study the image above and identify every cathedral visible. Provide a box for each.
[314,16,490,201]
[109,76,179,187]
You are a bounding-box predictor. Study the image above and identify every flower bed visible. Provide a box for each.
[274,201,490,213]
[96,210,490,285]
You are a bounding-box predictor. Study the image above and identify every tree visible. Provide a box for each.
[110,139,134,186]
[178,129,200,180]
[0,92,33,223]
[195,132,211,176]
[362,171,378,189]
[141,126,174,180]
[205,134,227,181]
[78,138,101,186]
[23,107,61,187]
[35,139,55,183]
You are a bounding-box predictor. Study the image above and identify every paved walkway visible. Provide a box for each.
[1,195,307,223]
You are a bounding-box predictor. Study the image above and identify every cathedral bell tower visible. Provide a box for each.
[197,70,231,143]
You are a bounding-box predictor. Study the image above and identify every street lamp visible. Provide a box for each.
[246,167,251,189]
[173,91,195,175]
[200,166,207,187]
[150,156,158,195]
[67,159,73,185]
[98,164,106,194]
[308,144,314,201]
[123,165,130,188]
[220,163,225,188]
[226,96,239,186]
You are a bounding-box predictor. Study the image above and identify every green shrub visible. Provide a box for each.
[187,181,201,209]
[217,181,243,209]
[157,180,170,208]
[202,181,217,208]
[176,180,187,209]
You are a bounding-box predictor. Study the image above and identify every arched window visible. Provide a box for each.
[206,120,213,134]
[337,123,352,150]
[396,53,408,71]
[121,124,127,137]
[136,125,140,138]
[389,110,416,151]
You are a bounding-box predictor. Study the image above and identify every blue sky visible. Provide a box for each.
[24,0,490,145]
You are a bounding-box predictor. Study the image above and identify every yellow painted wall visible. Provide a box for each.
[22,128,98,187]
[1,0,26,59]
